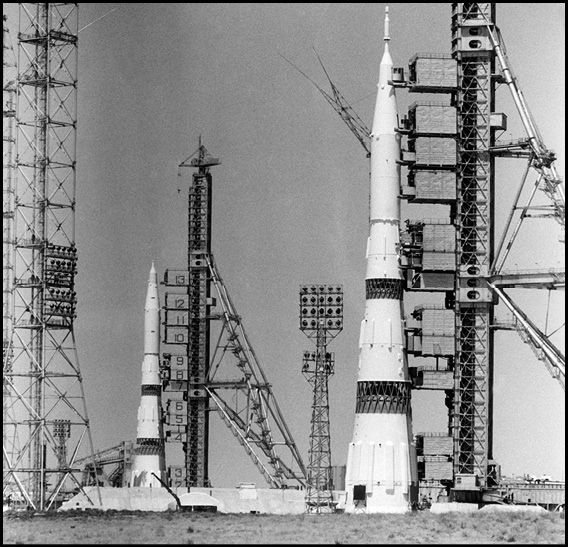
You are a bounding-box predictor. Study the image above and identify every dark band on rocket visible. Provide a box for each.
[135,439,163,455]
[366,278,404,300]
[141,385,161,396]
[355,380,411,414]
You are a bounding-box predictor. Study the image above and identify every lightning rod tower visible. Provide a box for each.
[3,4,99,511]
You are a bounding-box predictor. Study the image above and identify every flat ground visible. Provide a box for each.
[3,508,565,544]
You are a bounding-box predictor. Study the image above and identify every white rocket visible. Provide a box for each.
[131,262,167,487]
[344,7,418,513]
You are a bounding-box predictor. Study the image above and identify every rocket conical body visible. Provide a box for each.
[131,263,167,487]
[344,8,418,513]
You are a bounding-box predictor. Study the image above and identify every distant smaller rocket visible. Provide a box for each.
[131,262,166,487]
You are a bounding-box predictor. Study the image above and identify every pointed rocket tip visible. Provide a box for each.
[149,262,157,284]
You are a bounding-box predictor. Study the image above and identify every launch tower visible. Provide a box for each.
[162,143,217,487]
[161,141,307,489]
[451,1,498,488]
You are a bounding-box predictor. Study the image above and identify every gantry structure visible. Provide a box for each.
[3,4,99,510]
[400,3,564,499]
[297,2,564,502]
[74,441,134,488]
[299,284,343,513]
[160,142,307,489]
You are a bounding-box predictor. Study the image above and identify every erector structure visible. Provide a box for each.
[3,4,99,510]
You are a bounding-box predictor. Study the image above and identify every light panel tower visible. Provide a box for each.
[3,4,98,511]
[300,284,343,513]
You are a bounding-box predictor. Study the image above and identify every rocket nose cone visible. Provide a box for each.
[149,262,157,283]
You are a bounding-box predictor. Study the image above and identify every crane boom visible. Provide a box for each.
[278,52,371,156]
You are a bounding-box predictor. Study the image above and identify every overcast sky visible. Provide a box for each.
[4,3,565,487]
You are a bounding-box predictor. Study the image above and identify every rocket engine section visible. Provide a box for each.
[131,263,167,487]
[344,7,419,513]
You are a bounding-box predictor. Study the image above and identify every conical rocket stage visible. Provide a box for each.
[344,7,418,513]
[131,262,167,487]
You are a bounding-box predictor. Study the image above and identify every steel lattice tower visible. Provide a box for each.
[160,142,216,487]
[3,12,18,499]
[181,143,216,487]
[300,285,343,513]
[450,2,497,487]
[3,4,99,511]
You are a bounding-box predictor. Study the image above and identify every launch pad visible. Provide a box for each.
[3,4,564,513]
